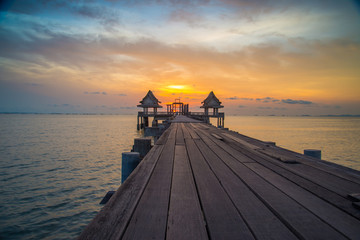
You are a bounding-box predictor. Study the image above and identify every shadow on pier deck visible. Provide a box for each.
[79,116,360,240]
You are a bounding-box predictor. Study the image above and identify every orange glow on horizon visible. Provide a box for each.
[167,85,185,90]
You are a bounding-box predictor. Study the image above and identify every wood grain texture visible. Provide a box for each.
[166,144,208,240]
[186,137,255,240]
[80,120,360,240]
[78,144,164,240]
[121,124,177,240]
[190,127,298,240]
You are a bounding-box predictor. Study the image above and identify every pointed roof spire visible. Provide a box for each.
[201,91,224,108]
[137,90,163,108]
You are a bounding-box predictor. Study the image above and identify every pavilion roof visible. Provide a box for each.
[201,91,224,108]
[137,90,163,108]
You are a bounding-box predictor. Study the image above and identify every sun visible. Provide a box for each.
[167,85,186,90]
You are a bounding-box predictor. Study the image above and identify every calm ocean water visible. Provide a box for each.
[1,114,359,239]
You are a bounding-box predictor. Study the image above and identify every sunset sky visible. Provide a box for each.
[0,0,359,115]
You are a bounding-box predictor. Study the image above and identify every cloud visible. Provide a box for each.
[238,105,246,108]
[257,106,272,109]
[24,83,43,87]
[0,2,359,115]
[1,0,122,30]
[70,3,122,30]
[256,97,280,103]
[49,103,78,108]
[226,96,240,100]
[116,93,127,96]
[281,99,313,105]
[168,8,205,28]
[239,97,254,101]
[84,91,107,95]
[322,105,342,109]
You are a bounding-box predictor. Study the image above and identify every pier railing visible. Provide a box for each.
[188,112,225,117]
[138,111,173,117]
[138,111,224,117]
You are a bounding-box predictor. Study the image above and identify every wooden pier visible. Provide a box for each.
[79,116,360,240]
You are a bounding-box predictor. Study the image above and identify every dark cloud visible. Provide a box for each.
[116,93,127,96]
[71,3,122,29]
[226,96,240,100]
[94,105,136,110]
[240,97,254,101]
[322,105,341,109]
[256,97,313,105]
[1,0,121,32]
[274,107,287,110]
[238,105,246,108]
[281,99,313,105]
[119,0,210,7]
[119,106,137,110]
[168,8,206,28]
[24,83,43,87]
[256,97,279,103]
[49,103,78,108]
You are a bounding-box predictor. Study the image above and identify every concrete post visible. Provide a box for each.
[133,138,152,158]
[122,152,141,183]
[304,149,321,159]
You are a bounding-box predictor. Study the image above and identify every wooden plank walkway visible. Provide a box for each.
[79,116,360,240]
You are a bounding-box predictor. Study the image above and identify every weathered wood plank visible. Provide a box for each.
[166,145,208,240]
[121,124,177,240]
[190,125,254,164]
[155,124,171,145]
[188,123,360,219]
[245,163,360,239]
[175,123,185,145]
[78,144,164,240]
[219,130,360,198]
[187,123,200,139]
[185,137,255,240]
[191,126,347,240]
[80,120,360,240]
[191,131,298,240]
[267,146,360,183]
[223,129,360,184]
[225,162,347,239]
[222,132,261,150]
[211,133,223,140]
[240,146,360,220]
[202,126,360,220]
[180,123,192,139]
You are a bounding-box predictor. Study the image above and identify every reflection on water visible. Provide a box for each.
[223,116,360,170]
[0,114,142,239]
[0,114,359,239]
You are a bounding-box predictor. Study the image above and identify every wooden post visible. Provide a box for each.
[144,117,149,127]
[122,152,141,183]
[133,138,152,158]
[137,115,140,130]
[304,149,321,159]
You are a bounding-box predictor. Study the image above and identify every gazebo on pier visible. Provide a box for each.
[200,91,224,128]
[136,90,225,129]
[137,90,163,129]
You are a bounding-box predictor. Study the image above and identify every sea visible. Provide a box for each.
[1,114,359,239]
